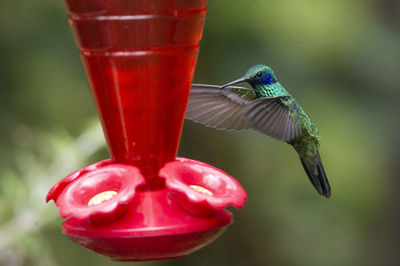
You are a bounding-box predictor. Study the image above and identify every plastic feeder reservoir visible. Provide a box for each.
[47,0,247,261]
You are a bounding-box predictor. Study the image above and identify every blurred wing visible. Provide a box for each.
[185,84,256,130]
[243,96,302,142]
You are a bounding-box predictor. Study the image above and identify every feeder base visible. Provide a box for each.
[62,189,232,261]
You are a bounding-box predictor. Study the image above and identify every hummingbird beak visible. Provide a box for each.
[219,77,249,89]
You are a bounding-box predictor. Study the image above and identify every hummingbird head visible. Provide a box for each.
[220,64,277,89]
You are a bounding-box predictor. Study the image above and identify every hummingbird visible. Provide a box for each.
[185,64,331,197]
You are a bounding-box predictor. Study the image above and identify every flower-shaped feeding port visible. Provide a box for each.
[47,162,145,225]
[161,158,247,216]
[46,159,111,204]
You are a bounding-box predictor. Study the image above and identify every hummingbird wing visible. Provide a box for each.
[186,84,256,130]
[186,84,301,141]
[242,96,302,142]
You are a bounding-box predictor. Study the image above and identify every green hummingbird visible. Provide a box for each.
[185,64,331,197]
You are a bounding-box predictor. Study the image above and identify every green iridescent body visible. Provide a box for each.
[186,64,331,197]
[254,82,320,157]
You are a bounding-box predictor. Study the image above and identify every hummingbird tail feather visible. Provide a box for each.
[299,152,331,198]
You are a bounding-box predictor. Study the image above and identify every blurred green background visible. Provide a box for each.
[1,0,400,265]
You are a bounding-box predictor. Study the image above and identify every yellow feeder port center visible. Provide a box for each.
[189,185,213,196]
[88,191,118,206]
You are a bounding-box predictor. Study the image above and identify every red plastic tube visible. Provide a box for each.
[69,0,207,185]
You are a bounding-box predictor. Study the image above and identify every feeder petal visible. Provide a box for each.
[160,157,247,216]
[53,164,145,224]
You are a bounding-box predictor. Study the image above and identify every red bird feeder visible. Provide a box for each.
[47,0,247,261]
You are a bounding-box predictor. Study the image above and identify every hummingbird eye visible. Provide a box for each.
[256,71,263,77]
